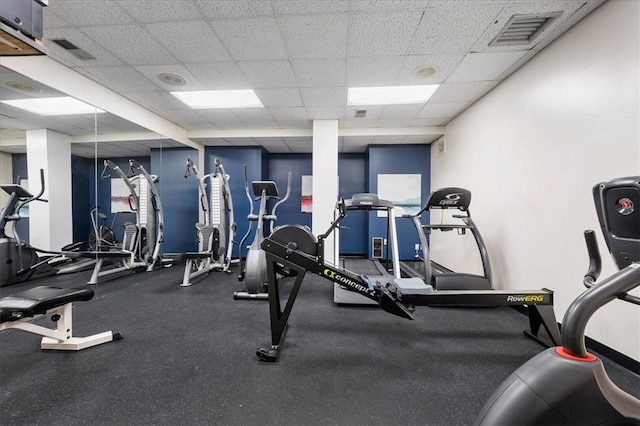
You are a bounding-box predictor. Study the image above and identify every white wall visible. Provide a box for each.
[431,0,640,360]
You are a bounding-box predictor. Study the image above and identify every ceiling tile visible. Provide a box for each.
[211,17,287,61]
[254,88,303,108]
[408,4,504,54]
[145,21,232,63]
[446,51,528,82]
[124,91,191,113]
[238,61,297,88]
[348,11,423,57]
[269,107,310,122]
[291,58,346,87]
[184,62,248,89]
[379,104,425,121]
[233,108,276,127]
[343,105,384,121]
[197,110,245,129]
[79,24,176,65]
[79,66,160,94]
[42,28,124,67]
[349,1,430,12]
[116,0,202,22]
[305,106,345,120]
[395,54,465,85]
[410,117,448,126]
[47,1,133,27]
[300,87,346,107]
[346,56,404,86]
[429,81,499,104]
[271,1,349,14]
[417,102,469,118]
[134,64,204,91]
[278,14,348,59]
[195,0,274,18]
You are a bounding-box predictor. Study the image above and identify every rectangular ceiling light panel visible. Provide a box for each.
[347,85,439,106]
[171,90,263,109]
[1,96,105,115]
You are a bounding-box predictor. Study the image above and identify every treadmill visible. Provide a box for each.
[399,187,492,290]
[335,193,401,304]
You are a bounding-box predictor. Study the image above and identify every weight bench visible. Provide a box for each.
[0,286,122,350]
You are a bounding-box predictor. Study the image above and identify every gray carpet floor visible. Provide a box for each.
[1,261,638,425]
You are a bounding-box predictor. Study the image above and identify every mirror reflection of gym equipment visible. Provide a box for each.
[82,159,165,285]
[235,165,292,300]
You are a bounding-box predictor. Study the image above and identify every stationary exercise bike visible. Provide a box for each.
[235,166,291,300]
[475,176,640,425]
[87,206,118,251]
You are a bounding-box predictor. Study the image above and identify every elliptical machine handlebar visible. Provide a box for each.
[560,231,640,358]
[269,171,292,234]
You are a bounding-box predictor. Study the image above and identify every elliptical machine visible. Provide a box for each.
[0,169,58,286]
[475,176,640,425]
[234,166,291,300]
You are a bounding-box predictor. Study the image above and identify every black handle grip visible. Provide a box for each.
[583,230,602,286]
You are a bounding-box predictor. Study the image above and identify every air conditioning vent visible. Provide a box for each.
[51,38,95,60]
[490,13,562,47]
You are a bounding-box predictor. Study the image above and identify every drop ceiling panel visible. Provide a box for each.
[195,0,274,18]
[300,87,346,107]
[145,21,232,63]
[348,11,423,57]
[446,51,528,82]
[271,1,349,14]
[78,24,176,65]
[278,14,349,59]
[211,17,287,61]
[291,58,347,88]
[268,107,310,122]
[197,110,245,129]
[429,81,500,104]
[346,56,404,86]
[116,0,202,22]
[395,54,465,85]
[41,27,124,67]
[184,62,248,89]
[46,2,133,27]
[379,104,425,121]
[238,60,297,88]
[418,102,470,119]
[408,4,504,54]
[349,1,430,12]
[253,88,303,108]
[306,106,346,120]
[81,66,162,93]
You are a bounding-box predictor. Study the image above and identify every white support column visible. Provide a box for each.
[312,120,339,264]
[26,129,72,251]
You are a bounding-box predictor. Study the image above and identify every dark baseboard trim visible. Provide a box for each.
[511,306,640,374]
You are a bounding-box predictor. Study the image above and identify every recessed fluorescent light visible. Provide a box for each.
[347,85,440,105]
[1,96,105,116]
[171,90,263,109]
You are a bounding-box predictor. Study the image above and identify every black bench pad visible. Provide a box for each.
[0,286,94,323]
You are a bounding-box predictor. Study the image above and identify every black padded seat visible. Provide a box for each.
[183,252,214,260]
[0,286,94,323]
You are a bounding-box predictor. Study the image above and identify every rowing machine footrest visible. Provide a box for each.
[393,277,433,295]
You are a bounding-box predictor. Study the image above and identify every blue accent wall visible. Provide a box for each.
[268,154,312,230]
[9,143,430,260]
[150,148,199,253]
[338,154,367,255]
[71,155,95,247]
[367,145,431,260]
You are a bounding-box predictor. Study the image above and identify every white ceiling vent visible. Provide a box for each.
[489,13,562,47]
